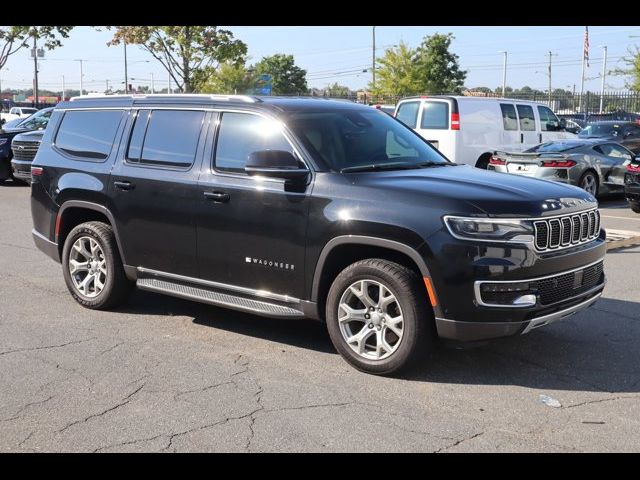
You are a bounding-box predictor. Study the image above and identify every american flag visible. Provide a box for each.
[583,26,589,67]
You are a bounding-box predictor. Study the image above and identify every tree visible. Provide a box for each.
[414,33,466,94]
[1,26,73,71]
[253,54,307,95]
[199,62,257,95]
[325,82,351,97]
[108,26,247,93]
[370,42,422,97]
[611,46,640,91]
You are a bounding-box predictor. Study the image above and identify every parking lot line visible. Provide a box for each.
[601,215,640,222]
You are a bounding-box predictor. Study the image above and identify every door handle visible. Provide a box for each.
[520,133,524,143]
[203,191,230,203]
[114,180,135,190]
[539,133,542,143]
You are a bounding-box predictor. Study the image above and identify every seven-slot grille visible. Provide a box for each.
[11,140,40,161]
[533,209,599,251]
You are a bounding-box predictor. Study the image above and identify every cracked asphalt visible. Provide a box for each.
[1,183,639,452]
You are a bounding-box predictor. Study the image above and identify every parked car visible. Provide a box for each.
[0,106,39,123]
[372,104,396,115]
[394,96,576,168]
[563,118,586,134]
[11,130,44,184]
[0,107,53,183]
[1,116,29,129]
[578,121,640,153]
[624,156,640,213]
[488,139,633,197]
[30,94,605,375]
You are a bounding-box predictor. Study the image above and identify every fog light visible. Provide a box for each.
[479,282,538,307]
[481,282,531,293]
[512,294,537,306]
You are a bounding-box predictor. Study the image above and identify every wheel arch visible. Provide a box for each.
[310,236,441,320]
[56,200,127,266]
[475,152,493,169]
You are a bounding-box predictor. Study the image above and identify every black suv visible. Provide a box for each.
[30,95,606,375]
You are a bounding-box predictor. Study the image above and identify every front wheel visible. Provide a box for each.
[325,259,435,375]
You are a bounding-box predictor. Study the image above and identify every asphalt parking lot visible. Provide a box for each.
[1,182,639,452]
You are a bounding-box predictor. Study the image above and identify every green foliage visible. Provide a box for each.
[253,54,308,95]
[369,42,422,97]
[0,26,73,70]
[414,33,466,94]
[108,26,247,93]
[199,62,258,95]
[611,46,640,91]
[325,82,351,97]
[371,34,466,98]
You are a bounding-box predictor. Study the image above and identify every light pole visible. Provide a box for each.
[32,34,39,108]
[75,59,84,96]
[599,45,607,113]
[61,75,65,102]
[372,26,376,91]
[168,69,171,94]
[500,51,507,97]
[151,72,155,94]
[124,40,129,94]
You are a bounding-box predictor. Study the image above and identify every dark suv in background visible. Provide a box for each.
[0,107,53,183]
[30,95,606,375]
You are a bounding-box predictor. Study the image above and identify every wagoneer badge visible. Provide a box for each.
[246,257,295,270]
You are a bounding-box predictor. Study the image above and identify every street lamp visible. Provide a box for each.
[499,51,507,97]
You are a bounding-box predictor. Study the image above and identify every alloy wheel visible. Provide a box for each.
[68,236,107,298]
[337,279,404,361]
[581,174,597,195]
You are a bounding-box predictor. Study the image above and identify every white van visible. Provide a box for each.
[394,96,576,168]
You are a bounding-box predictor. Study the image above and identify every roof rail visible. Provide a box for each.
[69,93,261,103]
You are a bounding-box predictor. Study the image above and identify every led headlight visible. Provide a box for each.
[444,216,534,242]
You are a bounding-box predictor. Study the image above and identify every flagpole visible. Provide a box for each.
[579,53,586,113]
[579,26,588,114]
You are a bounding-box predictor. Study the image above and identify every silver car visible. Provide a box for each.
[487,139,634,197]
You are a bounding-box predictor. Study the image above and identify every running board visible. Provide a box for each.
[137,277,305,319]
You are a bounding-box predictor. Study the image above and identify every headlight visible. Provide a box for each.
[0,138,7,146]
[444,216,534,242]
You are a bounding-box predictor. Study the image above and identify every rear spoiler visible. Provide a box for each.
[492,150,568,160]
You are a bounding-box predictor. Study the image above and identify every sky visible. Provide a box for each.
[1,26,639,94]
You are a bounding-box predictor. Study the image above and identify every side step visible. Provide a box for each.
[137,277,305,319]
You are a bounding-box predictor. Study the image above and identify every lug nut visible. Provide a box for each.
[376,326,381,331]
[364,314,370,319]
[368,323,373,329]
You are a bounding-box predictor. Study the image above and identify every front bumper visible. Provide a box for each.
[435,288,603,341]
[11,159,32,181]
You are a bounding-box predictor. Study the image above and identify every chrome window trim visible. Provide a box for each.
[473,258,604,308]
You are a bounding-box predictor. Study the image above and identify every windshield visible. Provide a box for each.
[17,109,52,130]
[525,141,583,153]
[285,109,450,172]
[578,124,622,137]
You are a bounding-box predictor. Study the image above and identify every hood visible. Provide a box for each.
[13,130,44,142]
[351,164,596,218]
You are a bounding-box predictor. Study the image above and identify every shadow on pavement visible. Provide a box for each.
[120,290,640,392]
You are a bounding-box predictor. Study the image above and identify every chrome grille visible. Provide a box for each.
[12,140,40,161]
[533,209,600,251]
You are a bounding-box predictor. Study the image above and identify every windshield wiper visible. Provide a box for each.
[341,161,452,173]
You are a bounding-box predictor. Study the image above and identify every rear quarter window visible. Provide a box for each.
[54,110,124,161]
[395,102,420,128]
[420,102,449,129]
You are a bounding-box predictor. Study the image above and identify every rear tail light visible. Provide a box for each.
[489,155,506,166]
[30,166,44,176]
[451,112,460,131]
[540,160,576,168]
[627,163,640,173]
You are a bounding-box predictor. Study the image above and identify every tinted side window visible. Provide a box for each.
[420,101,449,129]
[500,104,518,131]
[516,104,536,131]
[215,112,294,174]
[137,110,205,167]
[55,110,124,160]
[395,102,420,128]
[537,105,559,131]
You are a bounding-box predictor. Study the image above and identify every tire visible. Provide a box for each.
[325,258,435,375]
[0,158,12,182]
[475,154,491,170]
[578,170,599,197]
[630,202,640,214]
[61,221,133,310]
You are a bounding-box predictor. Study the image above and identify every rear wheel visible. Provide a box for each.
[579,171,599,197]
[630,202,640,214]
[62,221,133,310]
[325,259,435,375]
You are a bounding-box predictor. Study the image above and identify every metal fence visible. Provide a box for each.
[312,90,640,123]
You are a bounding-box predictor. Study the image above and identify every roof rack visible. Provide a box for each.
[69,93,261,103]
